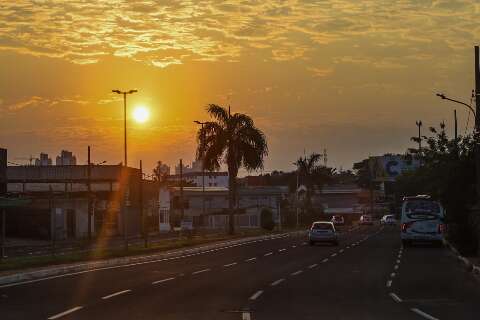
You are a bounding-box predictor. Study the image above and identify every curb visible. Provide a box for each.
[0,230,307,287]
[444,239,478,274]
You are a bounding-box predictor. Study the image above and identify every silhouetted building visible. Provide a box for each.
[34,153,52,166]
[55,150,77,166]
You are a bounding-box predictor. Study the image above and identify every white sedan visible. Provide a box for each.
[381,215,397,225]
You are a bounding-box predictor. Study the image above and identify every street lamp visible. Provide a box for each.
[436,93,476,120]
[112,89,138,167]
[194,120,207,218]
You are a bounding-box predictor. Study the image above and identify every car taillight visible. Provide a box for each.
[438,224,446,234]
[401,222,412,232]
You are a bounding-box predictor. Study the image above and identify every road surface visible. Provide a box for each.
[1,225,479,319]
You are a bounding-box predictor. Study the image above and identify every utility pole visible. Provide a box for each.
[140,160,147,248]
[415,120,423,153]
[194,121,207,220]
[296,170,299,229]
[475,46,480,201]
[179,159,184,224]
[1,208,5,259]
[454,110,458,141]
[87,146,92,240]
[50,186,55,256]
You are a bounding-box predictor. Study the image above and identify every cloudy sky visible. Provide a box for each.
[0,0,478,173]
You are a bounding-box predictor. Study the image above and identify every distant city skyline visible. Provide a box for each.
[0,1,477,173]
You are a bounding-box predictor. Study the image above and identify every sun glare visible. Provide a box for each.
[133,106,150,123]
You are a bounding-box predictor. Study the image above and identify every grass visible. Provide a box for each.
[0,228,290,273]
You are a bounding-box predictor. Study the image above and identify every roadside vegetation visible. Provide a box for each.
[396,122,478,255]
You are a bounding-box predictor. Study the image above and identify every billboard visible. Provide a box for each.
[369,155,419,182]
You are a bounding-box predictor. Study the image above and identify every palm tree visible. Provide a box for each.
[294,153,334,209]
[294,153,322,207]
[196,104,268,234]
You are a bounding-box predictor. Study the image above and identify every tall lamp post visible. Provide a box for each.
[112,89,137,167]
[112,89,137,250]
[194,120,207,218]
[415,120,423,153]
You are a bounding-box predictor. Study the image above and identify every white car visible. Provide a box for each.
[381,215,397,225]
[308,221,339,246]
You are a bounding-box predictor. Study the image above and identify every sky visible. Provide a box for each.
[0,0,479,174]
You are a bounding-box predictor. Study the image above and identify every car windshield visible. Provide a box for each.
[312,223,333,230]
[405,200,441,214]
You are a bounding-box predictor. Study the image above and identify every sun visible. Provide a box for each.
[132,106,150,123]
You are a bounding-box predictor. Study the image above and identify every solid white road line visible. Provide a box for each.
[47,306,84,320]
[308,263,318,269]
[410,308,440,320]
[264,252,273,256]
[192,268,211,275]
[0,235,292,289]
[242,312,251,320]
[102,289,131,300]
[270,278,285,286]
[249,290,264,300]
[278,248,287,252]
[245,257,257,262]
[322,258,329,263]
[224,262,237,267]
[389,292,402,303]
[386,280,392,288]
[291,270,303,276]
[152,277,175,285]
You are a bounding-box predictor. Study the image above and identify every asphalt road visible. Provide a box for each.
[1,225,479,320]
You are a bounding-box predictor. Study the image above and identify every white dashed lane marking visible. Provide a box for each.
[249,290,264,300]
[224,262,237,267]
[192,268,211,275]
[264,252,273,256]
[152,277,175,285]
[389,292,402,303]
[270,279,285,286]
[322,258,329,263]
[291,270,303,276]
[47,306,83,320]
[245,257,257,262]
[278,248,287,252]
[308,264,318,269]
[410,308,440,320]
[102,289,131,300]
[386,280,392,288]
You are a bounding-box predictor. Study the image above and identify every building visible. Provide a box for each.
[34,153,52,166]
[55,150,77,166]
[159,186,288,230]
[6,164,147,240]
[168,171,229,188]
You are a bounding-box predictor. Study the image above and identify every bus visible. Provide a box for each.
[400,195,446,247]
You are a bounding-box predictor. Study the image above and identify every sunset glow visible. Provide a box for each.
[133,106,150,124]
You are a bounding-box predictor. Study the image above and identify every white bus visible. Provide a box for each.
[400,195,446,247]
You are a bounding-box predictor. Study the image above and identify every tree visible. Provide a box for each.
[397,122,478,254]
[196,104,268,234]
[260,208,275,231]
[152,161,170,183]
[294,153,334,209]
